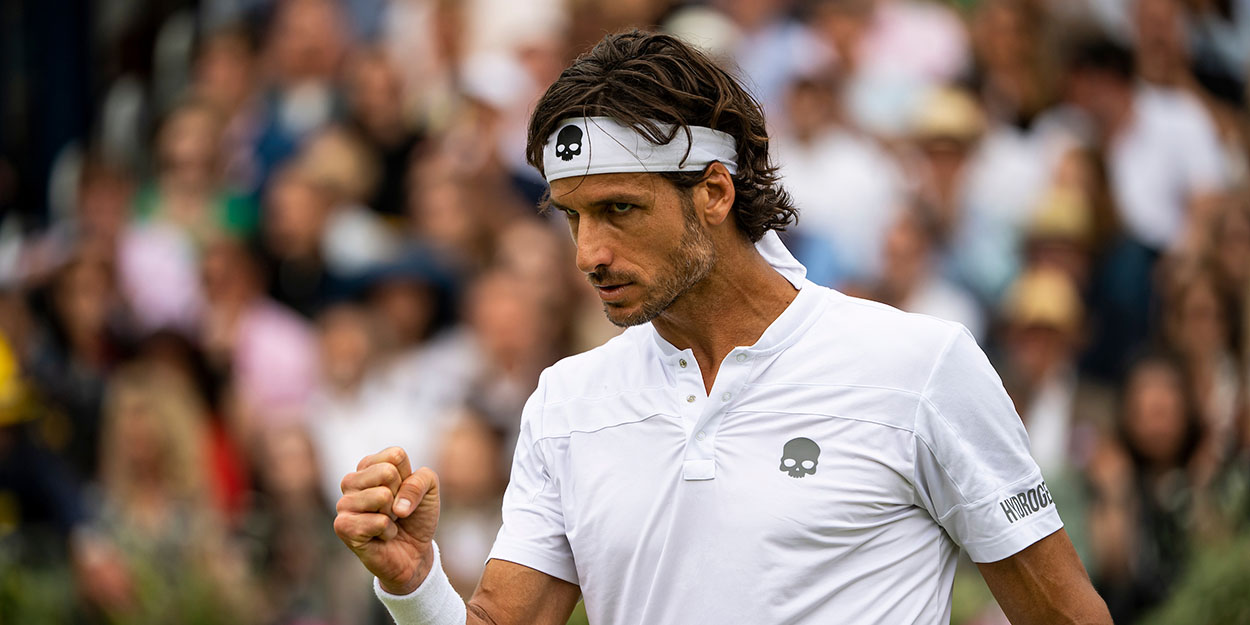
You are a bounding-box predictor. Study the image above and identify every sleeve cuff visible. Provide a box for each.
[965,510,1064,563]
[487,540,580,585]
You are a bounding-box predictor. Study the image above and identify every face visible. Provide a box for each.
[549,173,716,327]
[1215,206,1250,287]
[1124,361,1189,465]
[1174,276,1227,358]
[195,32,254,111]
[158,106,221,181]
[318,305,375,390]
[264,172,328,258]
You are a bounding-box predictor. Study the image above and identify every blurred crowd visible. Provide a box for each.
[0,0,1247,623]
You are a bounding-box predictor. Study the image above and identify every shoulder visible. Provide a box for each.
[758,287,970,402]
[817,289,968,364]
[537,326,659,405]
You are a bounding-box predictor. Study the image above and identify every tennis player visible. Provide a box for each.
[334,30,1112,625]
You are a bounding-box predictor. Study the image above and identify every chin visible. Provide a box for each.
[602,301,655,328]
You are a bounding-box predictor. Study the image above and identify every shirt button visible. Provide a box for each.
[721,392,731,402]
[686,395,696,403]
[735,353,748,363]
[696,431,707,441]
[679,358,688,368]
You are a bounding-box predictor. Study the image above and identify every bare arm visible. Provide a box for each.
[465,560,581,625]
[977,528,1112,625]
[335,447,580,625]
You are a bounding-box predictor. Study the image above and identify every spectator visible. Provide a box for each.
[192,24,264,194]
[1062,34,1227,255]
[810,0,971,136]
[774,68,905,285]
[870,206,985,342]
[1161,264,1243,477]
[969,0,1060,128]
[252,0,350,191]
[245,425,367,625]
[261,165,343,318]
[998,268,1108,480]
[134,99,259,242]
[78,363,256,624]
[306,302,462,509]
[1087,353,1205,623]
[296,126,400,275]
[433,412,508,598]
[200,237,317,437]
[344,47,425,217]
[23,252,126,480]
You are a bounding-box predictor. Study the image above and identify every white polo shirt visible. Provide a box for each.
[486,236,1062,624]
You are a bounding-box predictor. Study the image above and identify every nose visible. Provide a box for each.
[574,218,614,274]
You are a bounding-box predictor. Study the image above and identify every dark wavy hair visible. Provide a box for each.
[525,30,796,242]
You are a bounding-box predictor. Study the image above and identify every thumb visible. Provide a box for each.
[394,466,439,520]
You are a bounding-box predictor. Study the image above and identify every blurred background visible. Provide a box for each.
[0,0,1247,623]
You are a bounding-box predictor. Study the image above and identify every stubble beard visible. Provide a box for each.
[598,206,717,328]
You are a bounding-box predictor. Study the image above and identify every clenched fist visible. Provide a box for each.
[334,447,441,595]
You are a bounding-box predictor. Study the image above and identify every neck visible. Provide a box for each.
[652,238,798,392]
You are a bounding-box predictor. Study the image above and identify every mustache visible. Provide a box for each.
[587,269,634,287]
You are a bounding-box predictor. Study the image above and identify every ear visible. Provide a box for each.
[693,162,736,227]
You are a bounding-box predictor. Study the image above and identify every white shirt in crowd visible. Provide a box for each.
[949,122,1062,302]
[484,234,1061,624]
[776,129,905,283]
[1109,85,1227,250]
[309,331,478,507]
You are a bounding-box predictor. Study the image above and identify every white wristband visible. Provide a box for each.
[373,542,467,625]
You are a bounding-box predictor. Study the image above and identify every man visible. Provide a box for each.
[334,31,1112,624]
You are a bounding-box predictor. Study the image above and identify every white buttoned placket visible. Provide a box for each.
[671,348,756,481]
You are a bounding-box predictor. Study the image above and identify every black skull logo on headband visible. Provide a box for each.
[555,125,583,162]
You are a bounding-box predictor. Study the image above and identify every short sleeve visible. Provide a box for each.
[911,327,1063,563]
[486,372,580,584]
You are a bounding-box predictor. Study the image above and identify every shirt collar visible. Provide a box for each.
[650,230,824,359]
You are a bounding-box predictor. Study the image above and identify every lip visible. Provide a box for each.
[594,283,633,302]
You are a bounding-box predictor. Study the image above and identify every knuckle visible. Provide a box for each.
[332,514,352,538]
[383,446,407,463]
[367,485,393,508]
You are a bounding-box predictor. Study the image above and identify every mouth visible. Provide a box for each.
[593,282,633,302]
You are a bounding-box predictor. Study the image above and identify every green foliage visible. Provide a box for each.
[1139,533,1250,625]
[0,538,78,624]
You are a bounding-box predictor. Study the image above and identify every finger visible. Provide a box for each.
[340,462,403,495]
[394,466,439,518]
[336,485,397,517]
[333,512,397,547]
[356,447,414,479]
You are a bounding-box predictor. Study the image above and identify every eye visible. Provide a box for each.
[609,203,634,214]
[559,207,578,218]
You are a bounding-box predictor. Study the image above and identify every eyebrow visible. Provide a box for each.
[545,193,651,215]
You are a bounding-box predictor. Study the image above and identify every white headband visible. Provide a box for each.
[542,117,739,183]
